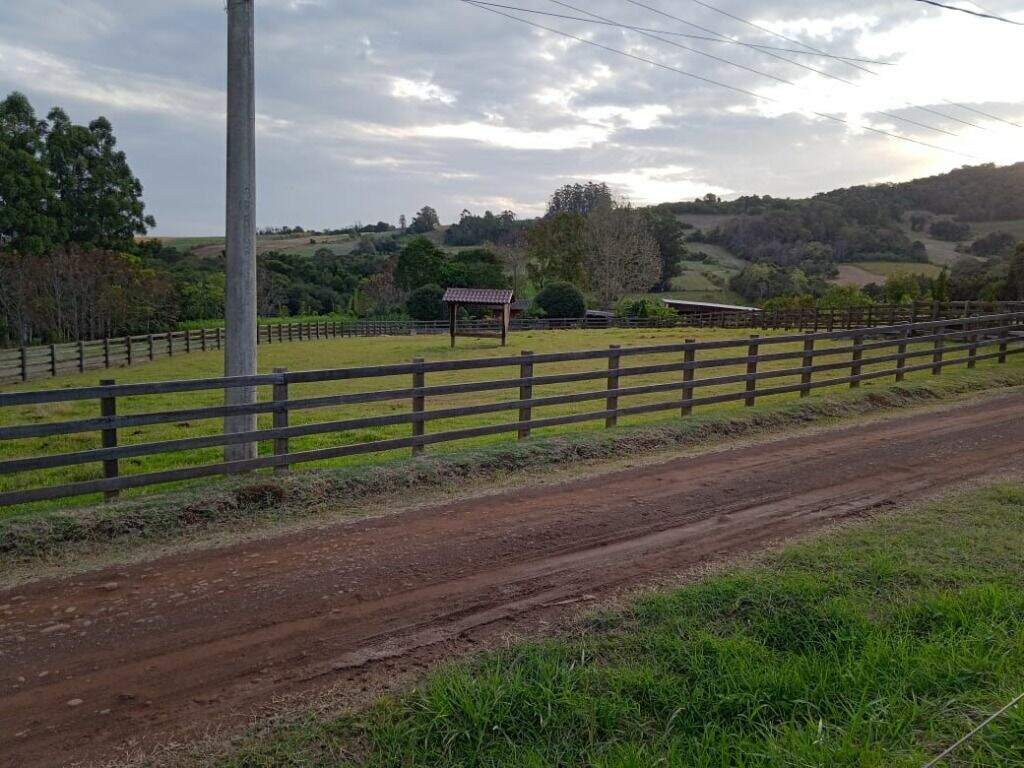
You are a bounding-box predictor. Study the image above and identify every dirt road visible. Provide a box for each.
[3,394,1024,767]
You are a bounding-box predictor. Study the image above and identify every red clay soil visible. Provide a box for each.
[3,394,1024,767]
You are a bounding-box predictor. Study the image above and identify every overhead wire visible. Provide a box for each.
[911,0,1024,25]
[467,1,892,65]
[548,0,961,137]
[625,0,986,131]
[458,0,975,158]
[671,0,999,131]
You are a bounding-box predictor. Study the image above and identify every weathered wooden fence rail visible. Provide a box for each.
[3,301,1022,385]
[1,312,1022,508]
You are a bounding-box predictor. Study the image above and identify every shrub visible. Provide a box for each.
[615,297,675,319]
[533,281,586,318]
[406,283,445,320]
[929,219,972,242]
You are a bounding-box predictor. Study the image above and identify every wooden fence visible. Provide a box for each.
[3,301,1021,385]
[1,311,1022,508]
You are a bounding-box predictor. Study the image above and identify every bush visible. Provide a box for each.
[406,283,445,320]
[929,219,972,242]
[533,281,586,318]
[615,297,675,319]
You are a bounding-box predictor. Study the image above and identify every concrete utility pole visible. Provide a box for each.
[224,0,258,461]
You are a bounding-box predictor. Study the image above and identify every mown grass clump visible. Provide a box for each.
[217,483,1024,768]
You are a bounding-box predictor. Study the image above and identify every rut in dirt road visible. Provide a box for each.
[2,394,1024,767]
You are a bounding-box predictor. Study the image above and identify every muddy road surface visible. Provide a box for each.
[3,394,1024,767]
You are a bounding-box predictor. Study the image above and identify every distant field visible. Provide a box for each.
[832,261,941,288]
[855,261,943,279]
[659,243,749,304]
[673,213,738,231]
[967,219,1024,241]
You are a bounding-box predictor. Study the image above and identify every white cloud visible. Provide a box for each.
[389,77,457,105]
[356,119,611,151]
[596,165,735,206]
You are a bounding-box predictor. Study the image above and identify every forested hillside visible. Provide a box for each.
[3,89,1024,347]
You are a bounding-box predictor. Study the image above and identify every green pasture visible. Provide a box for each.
[1,326,1018,517]
[851,261,944,280]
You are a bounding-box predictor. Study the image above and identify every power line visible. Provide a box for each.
[608,0,968,136]
[651,0,987,131]
[459,0,975,158]
[943,100,1024,128]
[912,0,1024,25]
[468,1,892,64]
[547,0,795,87]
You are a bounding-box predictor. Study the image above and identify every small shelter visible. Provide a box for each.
[443,287,514,347]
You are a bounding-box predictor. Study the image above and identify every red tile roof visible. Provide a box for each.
[442,288,514,305]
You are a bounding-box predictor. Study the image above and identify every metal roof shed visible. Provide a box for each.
[442,288,514,347]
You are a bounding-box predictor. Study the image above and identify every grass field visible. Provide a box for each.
[851,261,944,280]
[655,243,750,305]
[1,327,1018,517]
[218,481,1024,767]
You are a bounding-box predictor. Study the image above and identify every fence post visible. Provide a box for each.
[896,326,909,382]
[78,340,85,373]
[606,344,621,428]
[745,335,759,407]
[999,327,1009,364]
[412,357,425,455]
[967,318,977,369]
[126,336,133,367]
[100,379,119,501]
[932,327,944,375]
[49,343,57,377]
[20,346,27,381]
[681,339,696,416]
[800,335,814,398]
[519,350,533,439]
[201,328,208,352]
[148,334,155,361]
[272,366,289,472]
[217,327,223,350]
[185,330,192,354]
[103,337,110,369]
[850,331,863,388]
[167,332,174,357]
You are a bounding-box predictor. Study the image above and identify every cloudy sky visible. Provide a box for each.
[2,0,1022,235]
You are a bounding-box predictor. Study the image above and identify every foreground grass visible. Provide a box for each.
[217,483,1024,768]
[3,325,1016,516]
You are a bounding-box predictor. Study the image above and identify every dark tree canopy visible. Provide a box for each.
[0,93,154,255]
[405,283,445,320]
[394,236,444,290]
[533,281,586,319]
[408,205,440,234]
[546,182,614,218]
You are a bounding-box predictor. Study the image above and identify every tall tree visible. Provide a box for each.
[44,108,155,250]
[526,212,586,288]
[583,205,660,307]
[546,182,614,218]
[0,92,58,254]
[408,205,440,234]
[394,236,444,291]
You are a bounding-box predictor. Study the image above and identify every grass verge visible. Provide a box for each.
[2,366,1023,569]
[215,481,1024,767]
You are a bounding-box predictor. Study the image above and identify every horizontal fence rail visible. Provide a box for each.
[1,312,1022,508]
[2,301,1023,384]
